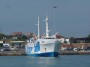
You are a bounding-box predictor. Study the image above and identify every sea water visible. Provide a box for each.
[0,55,90,67]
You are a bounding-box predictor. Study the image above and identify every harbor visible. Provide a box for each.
[0,37,90,56]
[0,0,90,67]
[0,44,90,56]
[0,34,90,56]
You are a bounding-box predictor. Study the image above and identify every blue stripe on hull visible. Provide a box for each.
[26,52,59,57]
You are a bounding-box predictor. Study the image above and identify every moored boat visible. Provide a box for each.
[25,15,61,57]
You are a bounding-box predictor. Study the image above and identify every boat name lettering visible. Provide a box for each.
[27,47,33,53]
[34,42,40,52]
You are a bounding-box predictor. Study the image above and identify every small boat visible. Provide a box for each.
[25,15,61,57]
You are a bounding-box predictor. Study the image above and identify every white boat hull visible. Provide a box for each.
[25,39,61,57]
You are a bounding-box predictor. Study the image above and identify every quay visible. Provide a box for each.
[60,51,90,55]
[0,49,25,56]
[0,50,90,56]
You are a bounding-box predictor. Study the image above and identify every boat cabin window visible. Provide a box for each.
[44,38,55,39]
[30,38,35,43]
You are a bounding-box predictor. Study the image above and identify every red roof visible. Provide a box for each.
[56,33,64,38]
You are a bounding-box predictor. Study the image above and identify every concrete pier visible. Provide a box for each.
[0,49,25,56]
[0,50,90,56]
[60,51,90,55]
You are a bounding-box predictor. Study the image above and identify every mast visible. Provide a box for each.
[37,16,40,38]
[45,14,49,37]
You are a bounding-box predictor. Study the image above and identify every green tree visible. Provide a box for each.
[0,33,6,40]
[87,34,90,38]
[21,35,27,41]
[69,37,75,44]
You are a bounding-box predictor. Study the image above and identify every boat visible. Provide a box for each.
[25,15,61,57]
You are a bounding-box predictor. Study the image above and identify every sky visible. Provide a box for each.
[0,0,90,37]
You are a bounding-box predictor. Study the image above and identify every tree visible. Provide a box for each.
[0,33,6,40]
[21,35,27,41]
[69,37,75,44]
[87,34,90,38]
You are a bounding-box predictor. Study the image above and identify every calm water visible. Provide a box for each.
[0,55,90,67]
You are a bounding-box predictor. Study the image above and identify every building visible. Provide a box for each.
[70,38,90,43]
[25,32,35,40]
[0,41,3,47]
[11,32,22,37]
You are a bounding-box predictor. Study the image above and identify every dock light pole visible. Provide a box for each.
[53,6,57,34]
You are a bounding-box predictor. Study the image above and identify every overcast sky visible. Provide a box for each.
[0,0,90,37]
